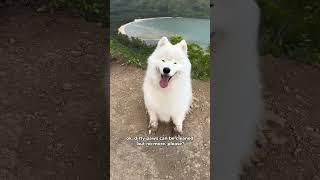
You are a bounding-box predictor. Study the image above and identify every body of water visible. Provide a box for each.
[118,17,210,48]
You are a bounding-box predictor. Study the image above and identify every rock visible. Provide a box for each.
[265,111,287,127]
[293,148,302,156]
[206,117,210,124]
[9,38,15,44]
[62,83,72,90]
[70,50,82,57]
[56,143,64,150]
[312,175,320,180]
[266,131,288,145]
[306,126,314,132]
[26,140,31,145]
[284,85,290,93]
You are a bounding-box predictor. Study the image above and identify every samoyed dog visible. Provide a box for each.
[143,36,192,135]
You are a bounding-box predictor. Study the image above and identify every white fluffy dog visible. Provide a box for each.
[143,36,192,135]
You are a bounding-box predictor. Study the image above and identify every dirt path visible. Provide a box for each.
[243,56,320,180]
[110,62,210,180]
[111,55,320,180]
[0,7,107,179]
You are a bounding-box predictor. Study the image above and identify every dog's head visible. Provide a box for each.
[149,36,190,88]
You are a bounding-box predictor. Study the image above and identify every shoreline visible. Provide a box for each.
[117,17,210,48]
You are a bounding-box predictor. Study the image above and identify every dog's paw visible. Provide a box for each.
[148,126,158,135]
[148,123,158,135]
[172,126,183,136]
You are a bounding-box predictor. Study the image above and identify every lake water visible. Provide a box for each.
[118,17,210,48]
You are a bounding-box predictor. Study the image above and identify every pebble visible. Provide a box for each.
[195,163,201,168]
[266,131,288,145]
[9,38,15,44]
[26,140,31,145]
[313,175,320,180]
[193,97,199,102]
[293,148,302,156]
[265,111,287,127]
[70,50,82,57]
[284,85,290,93]
[62,83,72,90]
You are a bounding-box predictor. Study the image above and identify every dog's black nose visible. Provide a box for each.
[163,67,170,74]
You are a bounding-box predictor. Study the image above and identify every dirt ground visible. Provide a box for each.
[110,62,210,180]
[111,55,320,180]
[242,56,320,180]
[0,7,107,179]
[1,5,320,180]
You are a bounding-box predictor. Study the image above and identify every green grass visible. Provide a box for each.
[110,37,150,68]
[110,34,210,80]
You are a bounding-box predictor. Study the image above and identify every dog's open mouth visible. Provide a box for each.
[160,74,173,88]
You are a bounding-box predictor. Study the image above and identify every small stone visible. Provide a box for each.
[265,111,287,127]
[284,86,290,92]
[62,83,72,90]
[193,97,199,102]
[195,163,201,168]
[266,131,288,145]
[306,126,314,132]
[56,143,64,150]
[293,148,302,156]
[312,175,320,180]
[70,50,82,57]
[9,38,15,44]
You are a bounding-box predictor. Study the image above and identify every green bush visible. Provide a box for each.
[25,0,108,25]
[111,34,210,80]
[170,35,210,80]
[258,0,320,63]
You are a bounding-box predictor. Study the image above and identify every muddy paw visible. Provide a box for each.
[148,125,158,135]
[172,126,183,137]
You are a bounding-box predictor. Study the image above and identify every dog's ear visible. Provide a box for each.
[157,37,170,48]
[178,40,188,53]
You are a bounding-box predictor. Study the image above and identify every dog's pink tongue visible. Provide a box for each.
[160,75,170,88]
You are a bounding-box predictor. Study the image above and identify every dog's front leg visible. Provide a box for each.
[172,113,186,136]
[148,110,158,135]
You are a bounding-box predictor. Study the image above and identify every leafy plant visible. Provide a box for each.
[257,0,320,63]
[111,34,210,80]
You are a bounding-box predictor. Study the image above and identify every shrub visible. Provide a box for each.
[257,0,320,63]
[111,34,210,80]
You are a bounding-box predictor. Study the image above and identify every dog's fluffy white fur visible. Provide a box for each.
[143,37,192,134]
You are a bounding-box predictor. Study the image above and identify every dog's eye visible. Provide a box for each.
[161,59,165,62]
[174,62,177,64]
